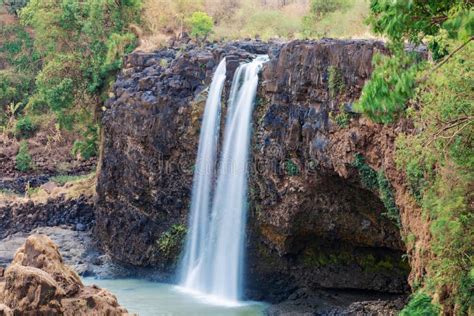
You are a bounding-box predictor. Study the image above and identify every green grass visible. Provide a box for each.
[50,172,94,186]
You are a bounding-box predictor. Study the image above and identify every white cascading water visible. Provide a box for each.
[179,55,269,304]
[179,58,226,289]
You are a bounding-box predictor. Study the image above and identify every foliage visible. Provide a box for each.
[187,11,213,40]
[376,170,400,227]
[357,0,473,124]
[328,65,344,98]
[399,292,440,316]
[285,159,299,176]
[302,0,352,37]
[352,154,400,226]
[14,115,36,138]
[50,172,93,186]
[157,224,187,258]
[330,104,352,128]
[3,0,29,15]
[352,153,378,189]
[5,0,141,158]
[395,44,473,313]
[367,0,473,45]
[308,0,351,21]
[354,47,422,124]
[0,24,40,127]
[15,140,32,171]
[71,123,99,160]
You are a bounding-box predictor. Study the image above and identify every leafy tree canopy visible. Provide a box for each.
[355,0,473,123]
[187,11,213,40]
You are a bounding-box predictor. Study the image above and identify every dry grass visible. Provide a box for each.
[0,172,96,206]
[138,0,375,48]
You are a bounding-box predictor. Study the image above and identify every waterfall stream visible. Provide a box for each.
[179,55,268,304]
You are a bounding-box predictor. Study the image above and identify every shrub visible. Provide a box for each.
[157,224,187,258]
[14,116,36,138]
[330,104,352,128]
[3,0,29,15]
[285,159,299,176]
[354,48,422,124]
[71,124,99,160]
[15,140,32,172]
[187,11,213,40]
[399,292,440,316]
[328,65,344,98]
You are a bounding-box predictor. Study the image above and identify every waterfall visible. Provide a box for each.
[180,55,268,303]
[179,58,226,287]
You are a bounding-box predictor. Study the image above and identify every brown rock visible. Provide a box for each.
[0,235,129,315]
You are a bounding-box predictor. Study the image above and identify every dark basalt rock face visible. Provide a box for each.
[0,195,94,239]
[246,40,408,302]
[96,39,409,304]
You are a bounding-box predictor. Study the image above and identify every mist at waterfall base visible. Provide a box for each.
[179,55,269,304]
[83,56,269,315]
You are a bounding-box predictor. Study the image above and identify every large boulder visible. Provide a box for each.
[0,235,129,315]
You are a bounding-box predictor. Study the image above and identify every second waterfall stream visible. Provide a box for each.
[179,55,269,304]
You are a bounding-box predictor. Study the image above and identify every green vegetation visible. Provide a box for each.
[14,115,35,138]
[355,0,473,124]
[354,49,422,124]
[302,0,351,37]
[187,11,213,40]
[285,159,299,176]
[357,0,473,313]
[399,292,440,316]
[1,0,141,159]
[157,224,187,258]
[395,44,473,314]
[0,23,40,128]
[330,104,353,128]
[2,0,29,15]
[15,140,32,171]
[352,154,400,226]
[50,173,94,186]
[140,0,371,46]
[328,65,344,98]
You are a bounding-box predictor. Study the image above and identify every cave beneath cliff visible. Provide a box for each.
[246,172,409,303]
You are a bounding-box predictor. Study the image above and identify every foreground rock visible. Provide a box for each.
[0,235,129,315]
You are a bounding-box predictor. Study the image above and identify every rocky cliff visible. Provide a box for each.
[96,39,411,303]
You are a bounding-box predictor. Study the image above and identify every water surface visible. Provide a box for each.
[82,277,267,316]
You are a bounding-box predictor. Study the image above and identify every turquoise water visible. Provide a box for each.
[82,278,267,316]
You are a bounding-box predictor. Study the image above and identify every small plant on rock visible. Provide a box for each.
[157,224,187,258]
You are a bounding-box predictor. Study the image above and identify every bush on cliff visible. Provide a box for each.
[355,0,473,124]
[358,0,473,313]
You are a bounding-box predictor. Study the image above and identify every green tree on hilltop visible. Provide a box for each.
[187,11,213,41]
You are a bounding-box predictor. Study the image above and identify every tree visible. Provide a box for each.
[302,0,352,36]
[187,11,213,40]
[17,0,141,157]
[355,0,473,123]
